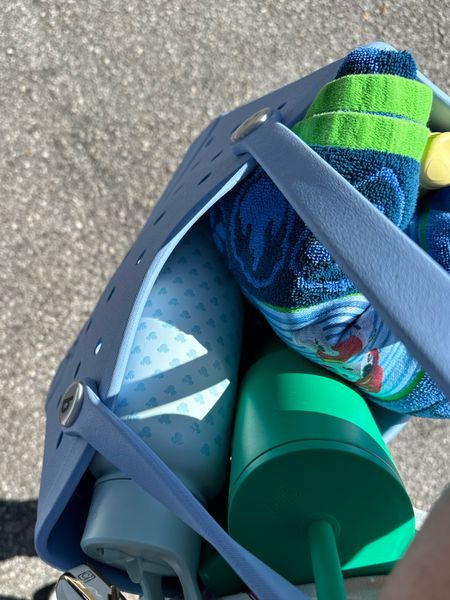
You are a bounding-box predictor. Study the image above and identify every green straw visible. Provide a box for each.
[308,520,347,600]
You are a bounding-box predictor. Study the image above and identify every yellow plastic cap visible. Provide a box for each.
[421,132,450,190]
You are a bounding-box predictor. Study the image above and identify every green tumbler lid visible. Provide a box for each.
[228,345,415,585]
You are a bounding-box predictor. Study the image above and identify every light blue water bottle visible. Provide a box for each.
[80,218,243,599]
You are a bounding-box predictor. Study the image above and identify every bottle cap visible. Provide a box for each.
[81,476,202,600]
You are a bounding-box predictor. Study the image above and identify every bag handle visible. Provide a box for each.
[64,385,311,600]
[233,110,450,400]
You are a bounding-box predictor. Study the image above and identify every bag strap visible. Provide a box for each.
[233,112,450,399]
[65,385,311,600]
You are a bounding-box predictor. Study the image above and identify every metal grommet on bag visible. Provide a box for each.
[59,381,84,427]
[230,107,273,143]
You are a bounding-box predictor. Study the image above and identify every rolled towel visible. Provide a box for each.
[209,47,449,417]
[409,187,450,272]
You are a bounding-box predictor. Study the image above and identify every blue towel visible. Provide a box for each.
[210,47,449,417]
[336,47,417,78]
[409,187,450,272]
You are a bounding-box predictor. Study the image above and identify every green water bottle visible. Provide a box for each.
[225,338,415,599]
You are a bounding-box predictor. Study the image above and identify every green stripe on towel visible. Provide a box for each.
[293,111,430,161]
[305,74,433,124]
